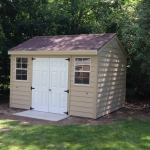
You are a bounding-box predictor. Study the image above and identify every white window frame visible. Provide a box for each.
[15,57,28,81]
[74,57,91,86]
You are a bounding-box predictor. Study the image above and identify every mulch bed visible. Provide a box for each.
[0,100,150,126]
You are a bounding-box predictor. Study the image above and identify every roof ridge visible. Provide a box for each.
[33,33,116,37]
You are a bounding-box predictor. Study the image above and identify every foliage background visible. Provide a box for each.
[0,0,149,99]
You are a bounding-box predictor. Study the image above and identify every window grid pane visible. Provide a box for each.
[75,78,83,84]
[16,58,21,63]
[75,58,82,65]
[75,65,83,71]
[83,58,90,64]
[22,64,28,68]
[16,63,21,68]
[22,58,27,63]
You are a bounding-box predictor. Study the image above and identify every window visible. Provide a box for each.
[74,58,90,85]
[16,57,28,80]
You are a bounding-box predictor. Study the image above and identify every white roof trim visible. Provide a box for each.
[8,50,98,55]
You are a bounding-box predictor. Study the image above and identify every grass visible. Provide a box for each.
[0,120,150,150]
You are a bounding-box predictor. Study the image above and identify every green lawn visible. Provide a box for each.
[0,120,150,150]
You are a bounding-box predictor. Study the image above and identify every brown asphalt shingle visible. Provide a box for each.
[9,33,116,51]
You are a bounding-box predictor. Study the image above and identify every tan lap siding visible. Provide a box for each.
[97,39,127,118]
[69,56,96,118]
[10,56,32,109]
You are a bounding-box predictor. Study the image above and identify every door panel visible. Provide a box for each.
[34,91,39,105]
[41,92,47,106]
[52,93,57,106]
[59,93,65,108]
[32,58,49,112]
[52,72,57,87]
[60,72,65,87]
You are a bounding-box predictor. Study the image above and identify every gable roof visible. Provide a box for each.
[9,33,116,51]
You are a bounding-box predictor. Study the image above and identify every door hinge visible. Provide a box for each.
[64,111,68,115]
[32,57,35,60]
[64,90,69,93]
[31,86,35,90]
[65,58,70,61]
[30,107,34,110]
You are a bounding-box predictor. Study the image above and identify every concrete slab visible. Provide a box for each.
[13,110,68,121]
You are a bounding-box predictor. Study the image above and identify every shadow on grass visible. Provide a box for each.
[0,119,150,150]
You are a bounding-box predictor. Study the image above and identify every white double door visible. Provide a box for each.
[32,58,68,114]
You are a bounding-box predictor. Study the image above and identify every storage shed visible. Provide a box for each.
[8,33,127,119]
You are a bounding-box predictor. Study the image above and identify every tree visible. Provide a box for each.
[0,24,4,52]
[121,0,150,97]
[0,22,8,96]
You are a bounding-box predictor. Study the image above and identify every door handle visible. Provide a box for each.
[49,89,51,91]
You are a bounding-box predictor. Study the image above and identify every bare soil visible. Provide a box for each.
[0,100,150,126]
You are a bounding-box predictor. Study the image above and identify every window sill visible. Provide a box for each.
[14,80,28,82]
[74,84,90,86]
